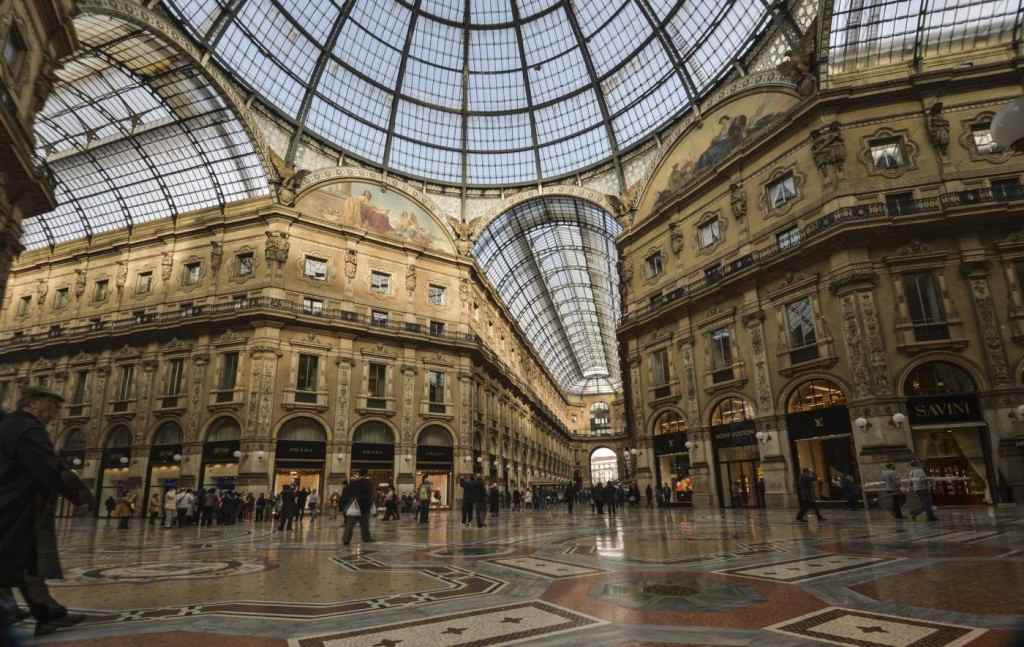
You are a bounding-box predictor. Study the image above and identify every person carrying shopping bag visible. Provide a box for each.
[341,470,376,546]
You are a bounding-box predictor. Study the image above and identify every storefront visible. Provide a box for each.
[274,417,327,494]
[416,425,454,508]
[97,426,133,513]
[144,421,183,511]
[786,380,858,502]
[200,417,241,492]
[904,362,996,505]
[651,410,691,504]
[709,397,762,508]
[351,421,395,487]
[58,429,87,517]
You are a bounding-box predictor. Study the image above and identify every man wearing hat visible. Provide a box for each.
[0,386,92,638]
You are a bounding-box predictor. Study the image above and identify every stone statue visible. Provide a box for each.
[36,278,47,299]
[405,265,417,294]
[926,102,950,156]
[161,252,173,281]
[264,231,290,264]
[776,18,818,97]
[811,122,846,184]
[210,241,224,274]
[115,262,127,292]
[345,249,357,280]
[447,216,481,256]
[668,221,684,256]
[74,269,86,298]
[269,151,309,206]
[729,182,747,220]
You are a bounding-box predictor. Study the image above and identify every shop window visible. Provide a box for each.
[868,136,906,169]
[645,251,664,278]
[217,352,239,402]
[655,411,687,435]
[902,272,949,341]
[304,256,327,280]
[295,354,319,403]
[766,172,797,209]
[371,309,388,327]
[971,123,1000,154]
[368,362,387,408]
[710,327,734,383]
[370,271,391,295]
[136,272,153,295]
[237,253,254,276]
[785,297,818,364]
[776,226,801,250]
[991,177,1023,201]
[428,370,445,413]
[428,284,446,305]
[590,401,611,434]
[697,219,721,249]
[183,262,201,286]
[17,295,30,315]
[710,396,753,426]
[651,349,670,397]
[54,288,69,309]
[903,361,976,395]
[429,320,445,336]
[787,379,847,413]
[94,279,109,302]
[302,297,324,315]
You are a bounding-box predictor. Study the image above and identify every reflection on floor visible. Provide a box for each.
[16,506,1024,646]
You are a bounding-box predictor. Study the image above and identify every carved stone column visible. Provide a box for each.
[0,209,23,312]
[676,340,701,425]
[247,345,282,438]
[962,262,1012,387]
[186,353,210,441]
[138,357,159,442]
[397,365,417,487]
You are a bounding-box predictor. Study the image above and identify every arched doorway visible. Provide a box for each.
[201,417,241,492]
[709,397,760,508]
[350,421,395,488]
[274,417,328,495]
[652,411,691,505]
[146,421,183,512]
[903,361,993,505]
[98,426,133,514]
[416,425,454,508]
[785,379,856,503]
[590,447,619,484]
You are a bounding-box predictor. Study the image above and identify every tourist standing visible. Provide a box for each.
[340,470,376,546]
[881,463,904,519]
[308,490,320,523]
[472,475,488,527]
[565,482,576,515]
[645,484,653,508]
[115,488,136,529]
[604,482,617,516]
[277,486,298,531]
[104,495,116,519]
[795,468,825,522]
[255,493,267,522]
[908,460,939,521]
[163,487,178,527]
[418,478,432,524]
[459,476,475,526]
[148,491,162,526]
[488,481,500,517]
[523,488,533,510]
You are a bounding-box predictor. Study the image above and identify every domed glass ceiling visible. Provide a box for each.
[162,0,774,186]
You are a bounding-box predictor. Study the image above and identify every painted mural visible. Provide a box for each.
[297,181,455,254]
[643,89,798,215]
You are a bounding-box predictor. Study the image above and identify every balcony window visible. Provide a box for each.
[237,253,254,276]
[992,177,1023,201]
[428,284,446,305]
[368,363,387,408]
[371,310,388,327]
[429,320,446,336]
[370,271,391,295]
[71,371,89,405]
[89,318,104,330]
[304,256,327,281]
[971,123,1000,154]
[296,354,318,403]
[17,295,30,316]
[649,292,663,308]
[94,280,108,302]
[651,349,670,396]
[428,370,445,413]
[167,358,185,396]
[886,192,916,217]
[786,297,819,364]
[303,297,324,315]
[179,303,199,317]
[697,219,721,249]
[116,365,134,402]
[232,294,249,309]
[54,288,69,309]
[776,226,801,250]
[704,263,723,283]
[645,251,664,278]
[903,272,949,341]
[711,327,734,383]
[869,137,906,169]
[48,325,62,338]
[136,272,152,295]
[767,172,797,209]
[217,352,239,402]
[183,262,201,286]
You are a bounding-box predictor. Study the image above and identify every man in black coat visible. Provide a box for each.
[277,486,298,531]
[471,475,487,527]
[0,388,91,638]
[340,470,375,545]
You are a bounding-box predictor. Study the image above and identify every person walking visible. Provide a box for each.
[488,481,500,518]
[418,478,432,524]
[908,460,939,521]
[277,486,298,531]
[604,482,617,516]
[565,482,576,515]
[341,470,376,546]
[645,484,653,509]
[384,487,400,521]
[881,464,904,519]
[115,489,135,529]
[0,387,92,639]
[148,491,162,526]
[840,474,858,510]
[296,488,309,522]
[459,476,475,526]
[200,488,217,527]
[255,493,267,522]
[523,488,533,510]
[329,492,339,520]
[472,475,488,527]
[512,489,521,511]
[104,495,116,519]
[593,483,605,514]
[307,490,320,524]
[163,487,178,528]
[795,468,825,522]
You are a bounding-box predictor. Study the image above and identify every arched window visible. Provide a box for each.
[62,429,87,452]
[904,362,976,396]
[352,421,393,445]
[654,410,687,435]
[418,425,453,447]
[590,401,610,433]
[787,380,848,413]
[105,426,132,449]
[710,397,754,426]
[278,417,327,443]
[206,417,241,443]
[152,421,183,446]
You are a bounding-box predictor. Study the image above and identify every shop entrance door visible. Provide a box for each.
[719,460,761,508]
[273,467,323,494]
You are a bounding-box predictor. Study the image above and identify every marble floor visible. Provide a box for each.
[13,505,1024,647]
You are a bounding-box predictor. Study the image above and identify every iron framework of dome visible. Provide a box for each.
[473,197,622,396]
[161,0,777,187]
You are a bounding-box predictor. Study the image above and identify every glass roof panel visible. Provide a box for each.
[160,0,777,186]
[473,197,622,395]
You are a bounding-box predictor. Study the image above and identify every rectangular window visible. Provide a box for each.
[704,263,723,283]
[903,272,949,341]
[296,354,319,402]
[304,256,327,280]
[133,309,148,324]
[776,226,801,250]
[368,362,387,408]
[370,271,391,295]
[645,251,664,278]
[767,173,797,209]
[651,349,670,387]
[54,288,69,309]
[183,262,201,285]
[237,253,254,276]
[428,370,445,413]
[697,219,721,249]
[218,352,239,392]
[428,284,446,305]
[166,358,185,396]
[869,137,906,169]
[886,192,916,217]
[711,327,734,383]
[429,320,445,336]
[136,272,152,294]
[786,298,819,364]
[992,177,1023,201]
[972,123,999,154]
[94,280,108,302]
[179,302,197,317]
[71,370,89,405]
[116,365,134,402]
[649,292,663,308]
[371,310,388,327]
[303,297,324,315]
[232,294,249,309]
[48,325,62,338]
[36,375,49,388]
[17,295,30,315]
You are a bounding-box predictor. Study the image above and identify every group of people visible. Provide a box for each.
[880,460,941,521]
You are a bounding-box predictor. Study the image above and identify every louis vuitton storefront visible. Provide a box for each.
[785,380,858,503]
[651,411,691,504]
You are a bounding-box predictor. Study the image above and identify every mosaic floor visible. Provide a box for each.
[13,506,1024,646]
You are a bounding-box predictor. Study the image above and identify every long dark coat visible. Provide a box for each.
[0,411,81,586]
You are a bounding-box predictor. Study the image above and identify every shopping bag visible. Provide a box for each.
[345,501,361,517]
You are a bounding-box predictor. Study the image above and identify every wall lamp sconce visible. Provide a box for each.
[172,453,183,463]
[72,457,82,467]
[890,412,907,429]
[1008,404,1024,421]
[256,450,265,460]
[336,452,345,460]
[755,431,772,444]
[854,417,870,431]
[684,441,697,451]
[233,450,242,459]
[119,456,129,465]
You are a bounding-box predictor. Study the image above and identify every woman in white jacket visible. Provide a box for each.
[163,488,178,527]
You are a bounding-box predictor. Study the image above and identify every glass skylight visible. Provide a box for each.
[161,0,775,186]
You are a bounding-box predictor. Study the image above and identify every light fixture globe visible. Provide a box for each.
[854,417,868,431]
[892,412,907,427]
[72,457,82,467]
[684,441,694,450]
[1016,404,1024,419]
[233,449,242,458]
[991,96,1024,151]
[173,453,183,462]
[755,431,767,441]
[119,456,128,465]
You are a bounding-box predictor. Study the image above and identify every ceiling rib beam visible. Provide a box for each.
[204,0,250,50]
[509,0,545,184]
[382,0,423,170]
[632,0,701,118]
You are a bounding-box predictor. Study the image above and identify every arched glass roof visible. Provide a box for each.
[474,197,622,395]
[24,13,269,250]
[161,0,775,187]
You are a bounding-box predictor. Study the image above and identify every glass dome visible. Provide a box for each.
[162,0,774,186]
